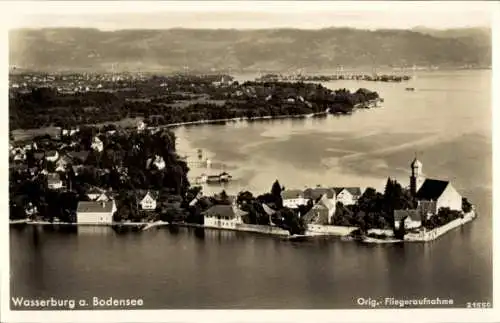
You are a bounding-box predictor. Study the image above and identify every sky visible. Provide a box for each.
[3,1,494,30]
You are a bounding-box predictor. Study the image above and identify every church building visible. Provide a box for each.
[409,157,462,218]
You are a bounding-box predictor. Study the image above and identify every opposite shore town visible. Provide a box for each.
[9,72,476,243]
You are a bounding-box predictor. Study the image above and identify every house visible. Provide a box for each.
[281,189,309,209]
[394,209,422,230]
[91,136,104,152]
[96,192,113,202]
[203,204,246,229]
[146,155,166,170]
[47,173,63,189]
[76,200,116,224]
[45,150,59,162]
[87,187,105,201]
[139,191,159,211]
[303,187,336,202]
[302,194,336,225]
[55,155,71,172]
[332,187,362,206]
[61,127,80,137]
[410,158,462,217]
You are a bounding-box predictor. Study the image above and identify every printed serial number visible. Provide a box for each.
[466,301,491,308]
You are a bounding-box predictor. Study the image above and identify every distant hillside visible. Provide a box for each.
[9,27,491,73]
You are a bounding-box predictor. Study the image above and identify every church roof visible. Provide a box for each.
[415,179,449,200]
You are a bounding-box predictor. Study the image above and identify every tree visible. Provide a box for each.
[462,198,473,213]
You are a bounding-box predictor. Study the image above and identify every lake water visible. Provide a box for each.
[10,70,492,309]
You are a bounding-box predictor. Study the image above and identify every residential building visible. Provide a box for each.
[76,200,116,224]
[302,194,336,225]
[47,173,63,189]
[203,204,246,229]
[139,191,159,211]
[281,189,309,209]
[394,209,422,230]
[87,187,105,201]
[55,155,71,172]
[332,187,362,206]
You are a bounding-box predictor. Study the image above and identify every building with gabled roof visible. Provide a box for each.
[332,187,362,206]
[302,194,336,225]
[394,209,422,230]
[409,158,462,217]
[281,189,309,209]
[139,190,159,211]
[203,204,246,229]
[76,200,116,224]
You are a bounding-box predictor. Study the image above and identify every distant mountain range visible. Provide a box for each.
[9,27,491,73]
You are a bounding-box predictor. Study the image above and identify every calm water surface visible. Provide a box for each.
[10,70,492,309]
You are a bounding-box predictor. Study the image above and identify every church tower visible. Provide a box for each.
[410,156,423,196]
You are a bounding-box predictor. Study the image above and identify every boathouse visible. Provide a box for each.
[76,201,116,224]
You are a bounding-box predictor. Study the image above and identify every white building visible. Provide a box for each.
[394,209,422,230]
[332,187,362,206]
[281,189,309,209]
[203,203,245,229]
[76,201,116,224]
[87,187,105,201]
[415,179,462,217]
[139,191,159,211]
[410,157,463,217]
[91,136,104,152]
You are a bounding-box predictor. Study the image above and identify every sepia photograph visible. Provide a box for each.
[1,1,498,322]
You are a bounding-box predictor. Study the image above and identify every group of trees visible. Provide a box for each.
[9,126,191,222]
[236,180,308,235]
[10,77,379,130]
[332,178,416,232]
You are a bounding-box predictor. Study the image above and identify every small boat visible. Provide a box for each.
[405,87,415,91]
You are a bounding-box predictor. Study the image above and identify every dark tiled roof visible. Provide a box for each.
[203,205,237,219]
[415,179,449,201]
[47,173,61,183]
[303,204,330,225]
[46,150,58,157]
[303,187,335,200]
[33,152,45,160]
[281,189,303,200]
[394,209,421,222]
[67,151,90,161]
[77,201,114,213]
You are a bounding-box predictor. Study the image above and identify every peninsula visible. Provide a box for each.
[9,72,475,243]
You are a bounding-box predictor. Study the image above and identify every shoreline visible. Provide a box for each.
[144,110,330,130]
[10,210,477,243]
